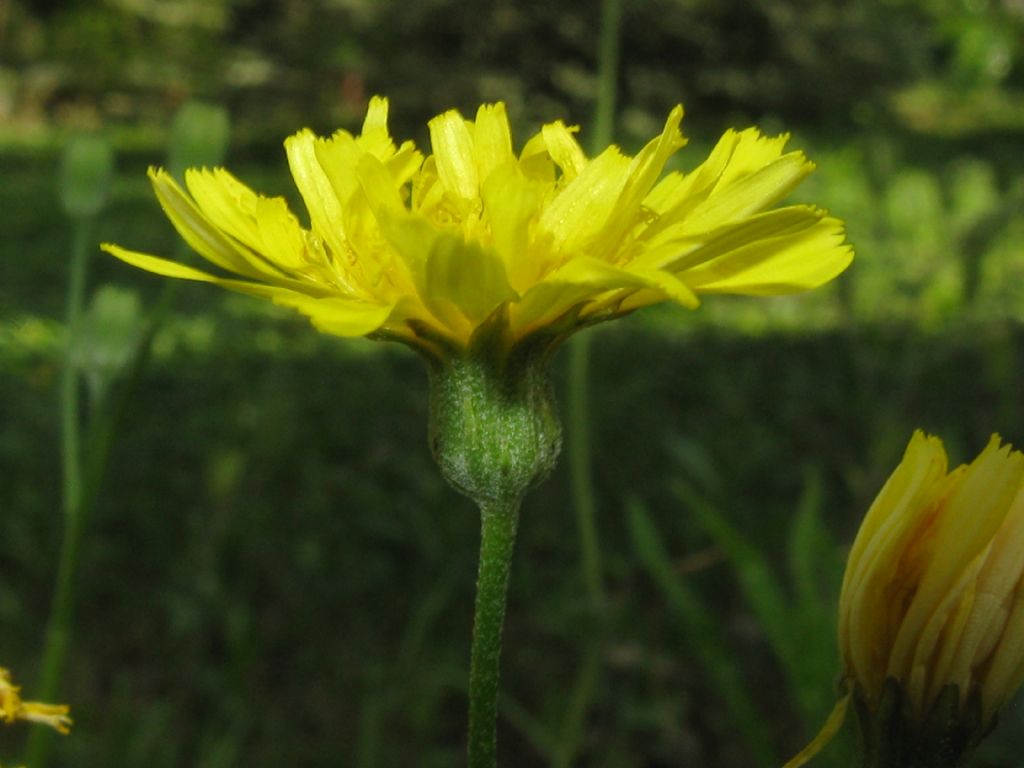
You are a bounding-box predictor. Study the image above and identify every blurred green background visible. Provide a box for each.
[4,0,1024,765]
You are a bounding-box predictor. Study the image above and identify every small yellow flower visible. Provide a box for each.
[103,98,852,357]
[787,431,1024,767]
[0,667,72,735]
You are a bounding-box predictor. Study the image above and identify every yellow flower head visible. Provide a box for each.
[786,432,1024,768]
[841,431,1024,723]
[103,97,852,357]
[0,667,72,735]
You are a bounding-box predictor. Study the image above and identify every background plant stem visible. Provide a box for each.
[26,218,93,768]
[468,499,521,768]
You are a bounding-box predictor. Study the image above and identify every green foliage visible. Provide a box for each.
[5,0,1023,142]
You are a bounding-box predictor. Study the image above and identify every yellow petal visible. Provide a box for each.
[511,257,698,339]
[537,146,631,255]
[148,169,286,281]
[424,234,518,326]
[676,213,853,295]
[559,258,699,308]
[716,128,793,186]
[253,196,307,270]
[650,129,744,215]
[284,129,352,260]
[983,584,1024,718]
[481,161,541,288]
[183,168,259,243]
[509,280,599,339]
[518,131,556,183]
[357,95,396,157]
[941,487,1024,704]
[428,109,478,200]
[472,103,514,183]
[374,207,438,289]
[908,555,984,712]
[183,168,308,272]
[589,106,686,262]
[314,131,367,208]
[541,121,586,181]
[0,667,72,735]
[20,702,72,735]
[890,438,1024,689]
[101,244,334,300]
[273,294,395,337]
[643,170,686,214]
[682,151,815,234]
[839,431,948,701]
[356,153,406,215]
[614,106,686,222]
[386,140,425,186]
[641,129,807,242]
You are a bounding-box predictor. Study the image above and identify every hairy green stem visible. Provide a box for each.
[468,499,521,768]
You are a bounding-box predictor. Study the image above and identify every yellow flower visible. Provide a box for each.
[841,431,1024,723]
[103,98,852,357]
[787,431,1024,768]
[0,667,72,735]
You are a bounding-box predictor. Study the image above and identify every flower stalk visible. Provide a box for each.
[28,135,113,767]
[467,498,520,768]
[426,325,562,766]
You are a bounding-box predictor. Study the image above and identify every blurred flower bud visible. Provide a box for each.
[59,133,114,219]
[167,101,230,180]
[69,284,144,404]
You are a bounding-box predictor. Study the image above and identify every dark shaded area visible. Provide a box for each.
[5,315,1024,765]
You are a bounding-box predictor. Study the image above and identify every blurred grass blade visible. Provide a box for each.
[626,498,776,765]
[669,479,794,670]
[786,468,843,728]
[671,470,844,764]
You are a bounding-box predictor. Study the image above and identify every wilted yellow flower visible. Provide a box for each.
[103,97,851,357]
[788,431,1024,768]
[0,667,71,734]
